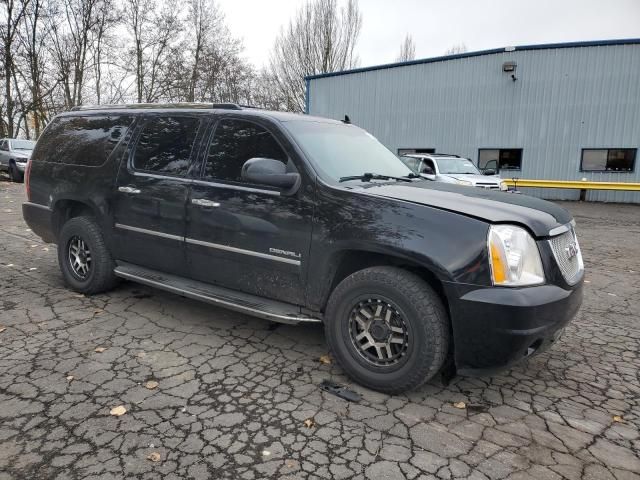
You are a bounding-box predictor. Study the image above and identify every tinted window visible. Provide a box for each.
[204,119,287,182]
[31,115,132,165]
[132,116,200,176]
[581,149,636,172]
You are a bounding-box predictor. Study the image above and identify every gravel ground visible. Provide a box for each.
[0,179,639,480]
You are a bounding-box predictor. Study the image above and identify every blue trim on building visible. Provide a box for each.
[305,78,310,114]
[305,38,640,81]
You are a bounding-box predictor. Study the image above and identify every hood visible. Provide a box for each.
[442,174,500,184]
[11,151,31,160]
[356,180,572,237]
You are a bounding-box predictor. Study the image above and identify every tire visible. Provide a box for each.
[9,164,23,183]
[324,266,449,394]
[57,216,118,294]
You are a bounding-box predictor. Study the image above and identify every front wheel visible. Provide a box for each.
[324,266,449,394]
[57,216,118,294]
[9,164,23,183]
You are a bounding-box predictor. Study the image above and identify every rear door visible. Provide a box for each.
[111,114,206,276]
[185,115,314,306]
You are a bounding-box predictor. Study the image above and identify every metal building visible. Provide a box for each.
[305,39,640,203]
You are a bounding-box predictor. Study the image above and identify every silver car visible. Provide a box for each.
[400,153,508,191]
[0,138,36,182]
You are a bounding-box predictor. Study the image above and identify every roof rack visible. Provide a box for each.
[428,153,461,157]
[70,102,246,111]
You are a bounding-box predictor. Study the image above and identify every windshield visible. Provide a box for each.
[11,139,35,150]
[435,157,480,174]
[284,121,413,182]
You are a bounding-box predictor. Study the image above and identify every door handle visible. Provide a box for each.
[118,186,141,194]
[191,198,220,208]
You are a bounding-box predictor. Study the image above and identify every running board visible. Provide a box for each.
[114,262,322,325]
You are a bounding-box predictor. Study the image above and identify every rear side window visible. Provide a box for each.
[132,116,200,176]
[204,119,287,183]
[31,115,132,166]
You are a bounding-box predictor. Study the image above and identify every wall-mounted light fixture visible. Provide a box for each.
[503,61,517,81]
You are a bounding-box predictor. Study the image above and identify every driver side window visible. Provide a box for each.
[204,119,288,184]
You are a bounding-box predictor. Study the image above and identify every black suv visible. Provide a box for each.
[22,103,584,393]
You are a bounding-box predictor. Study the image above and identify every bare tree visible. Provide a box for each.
[268,0,362,112]
[48,0,108,108]
[16,0,49,136]
[444,43,467,55]
[124,0,180,103]
[1,0,31,137]
[396,33,415,62]
[2,0,302,138]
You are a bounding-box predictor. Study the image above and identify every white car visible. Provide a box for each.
[400,153,508,191]
[0,138,36,182]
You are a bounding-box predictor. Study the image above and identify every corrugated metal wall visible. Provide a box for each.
[308,43,640,203]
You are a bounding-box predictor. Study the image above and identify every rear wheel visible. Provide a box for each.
[57,216,118,294]
[325,266,449,394]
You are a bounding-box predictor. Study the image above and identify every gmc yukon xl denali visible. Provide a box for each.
[22,103,584,393]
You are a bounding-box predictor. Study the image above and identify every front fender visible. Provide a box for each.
[306,184,492,310]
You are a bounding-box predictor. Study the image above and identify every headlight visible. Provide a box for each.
[488,225,545,286]
[499,181,508,191]
[454,178,473,186]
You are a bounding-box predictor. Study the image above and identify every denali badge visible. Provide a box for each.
[269,248,302,259]
[565,242,579,260]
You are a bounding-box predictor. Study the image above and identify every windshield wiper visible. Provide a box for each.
[339,172,413,183]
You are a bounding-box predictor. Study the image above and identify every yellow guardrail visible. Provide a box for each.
[503,179,640,192]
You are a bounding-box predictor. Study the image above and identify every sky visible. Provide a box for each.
[218,0,640,69]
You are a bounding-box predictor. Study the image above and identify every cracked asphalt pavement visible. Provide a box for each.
[1,180,639,480]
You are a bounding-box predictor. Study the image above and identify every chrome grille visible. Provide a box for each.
[476,183,500,189]
[548,228,584,285]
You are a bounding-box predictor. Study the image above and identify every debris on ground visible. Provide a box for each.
[110,405,127,416]
[319,354,332,365]
[147,452,161,462]
[66,375,74,382]
[94,347,107,353]
[319,380,361,402]
[613,415,624,423]
[453,401,467,409]
[466,403,490,413]
[303,418,315,429]
[145,380,159,390]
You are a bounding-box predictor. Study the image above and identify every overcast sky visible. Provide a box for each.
[218,0,640,69]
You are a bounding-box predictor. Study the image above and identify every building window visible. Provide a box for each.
[580,149,636,172]
[478,148,523,171]
[397,148,435,155]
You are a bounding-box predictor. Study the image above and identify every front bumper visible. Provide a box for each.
[444,281,583,375]
[15,161,27,172]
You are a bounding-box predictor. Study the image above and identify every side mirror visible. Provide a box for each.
[241,158,300,191]
[421,165,436,180]
[483,169,496,176]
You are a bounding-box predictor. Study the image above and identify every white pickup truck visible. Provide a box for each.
[400,153,508,191]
